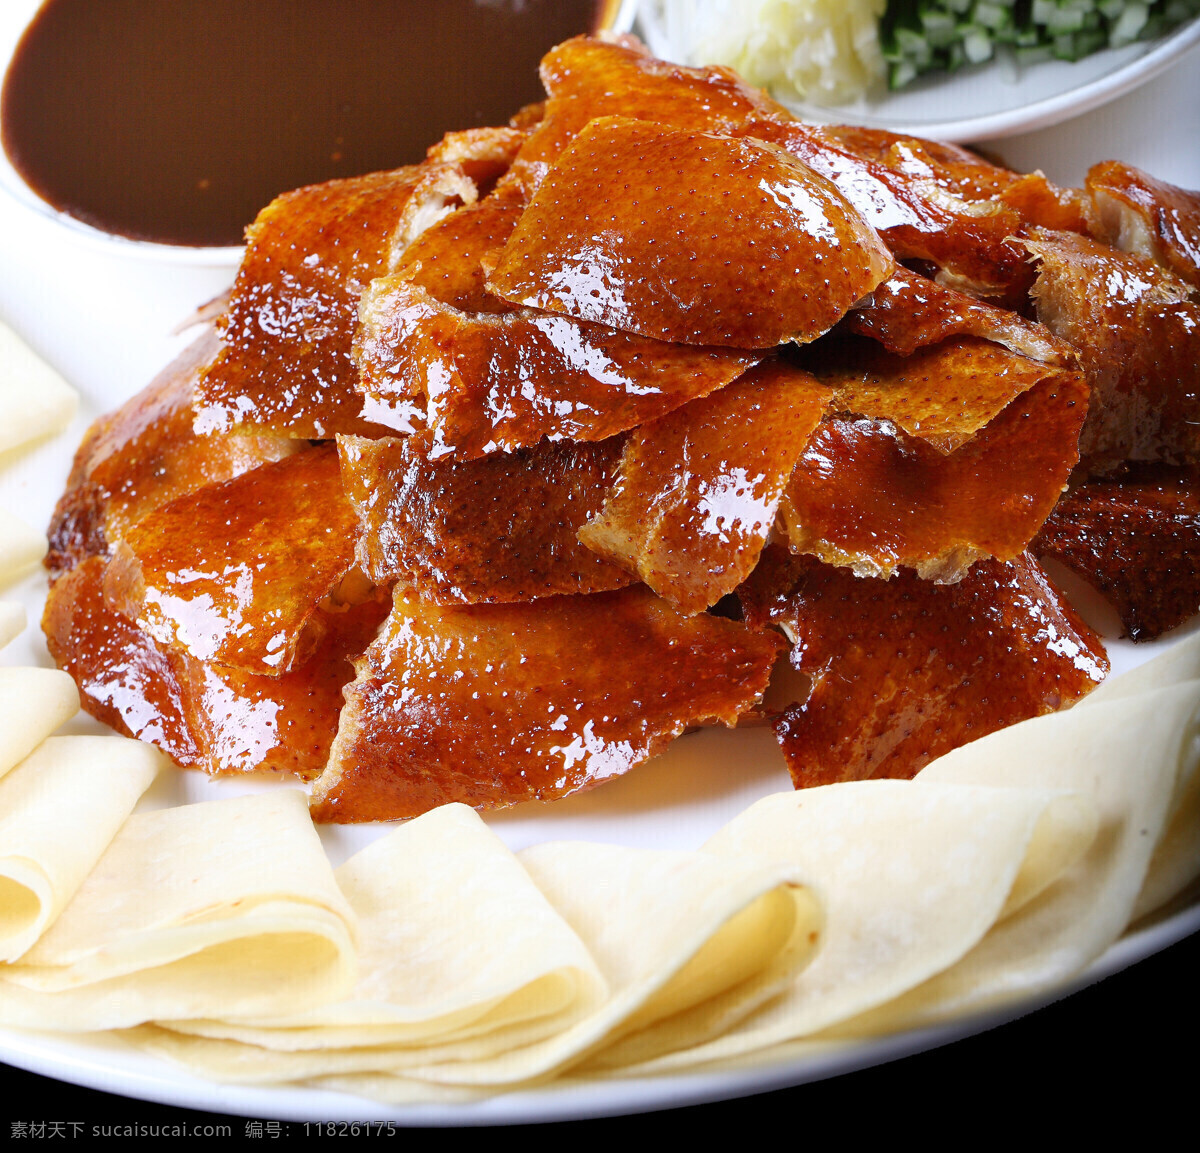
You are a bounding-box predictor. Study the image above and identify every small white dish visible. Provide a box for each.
[636,4,1200,142]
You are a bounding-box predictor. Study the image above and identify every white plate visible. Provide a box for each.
[0,22,1198,1127]
[636,3,1200,142]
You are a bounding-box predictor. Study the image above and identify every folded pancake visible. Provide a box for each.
[832,678,1200,1032]
[740,549,1108,788]
[1025,229,1200,471]
[0,736,164,962]
[392,840,818,1087]
[779,370,1088,581]
[0,603,24,649]
[338,433,633,603]
[0,791,356,1030]
[44,555,386,779]
[101,446,359,675]
[130,804,608,1071]
[1086,160,1200,288]
[353,279,759,458]
[843,267,1073,366]
[1082,631,1200,921]
[0,668,78,780]
[813,334,1073,454]
[0,320,77,456]
[310,585,783,821]
[46,330,297,579]
[506,35,790,197]
[1035,465,1200,641]
[592,780,1096,1072]
[739,119,1031,297]
[0,508,46,587]
[488,117,893,349]
[578,361,832,614]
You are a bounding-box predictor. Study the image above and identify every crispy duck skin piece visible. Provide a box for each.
[309,585,784,822]
[102,446,360,677]
[194,128,524,441]
[779,367,1088,583]
[337,432,634,603]
[488,117,894,349]
[196,167,429,439]
[737,120,1030,297]
[392,182,525,315]
[1025,229,1200,472]
[813,333,1073,454]
[739,549,1108,789]
[1035,465,1200,642]
[1086,161,1200,288]
[820,126,1089,233]
[505,36,790,197]
[578,361,832,615]
[45,330,299,580]
[843,267,1073,366]
[43,556,388,779]
[353,279,760,458]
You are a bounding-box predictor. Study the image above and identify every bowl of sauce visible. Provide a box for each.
[0,0,635,263]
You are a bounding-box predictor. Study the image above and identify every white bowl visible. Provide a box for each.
[0,0,640,268]
[636,3,1200,142]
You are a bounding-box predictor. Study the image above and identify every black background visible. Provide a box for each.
[2,926,1195,1139]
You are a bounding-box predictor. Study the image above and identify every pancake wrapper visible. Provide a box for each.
[0,791,356,1030]
[127,812,819,1096]
[0,736,164,963]
[588,778,1097,1073]
[826,673,1200,1036]
[0,321,78,456]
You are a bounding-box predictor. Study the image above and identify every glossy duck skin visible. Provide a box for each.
[488,117,894,349]
[338,432,633,603]
[44,556,389,779]
[843,267,1072,366]
[1035,465,1200,642]
[813,333,1073,454]
[102,446,360,676]
[353,279,759,458]
[310,585,784,822]
[196,167,434,439]
[1086,161,1200,288]
[1025,230,1200,472]
[740,549,1108,789]
[739,120,1032,298]
[505,36,790,197]
[46,330,297,579]
[579,360,832,615]
[779,368,1089,582]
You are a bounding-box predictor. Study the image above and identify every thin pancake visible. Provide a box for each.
[740,549,1108,788]
[337,432,633,603]
[579,361,832,614]
[310,585,783,821]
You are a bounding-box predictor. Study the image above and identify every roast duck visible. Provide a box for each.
[42,37,1200,822]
